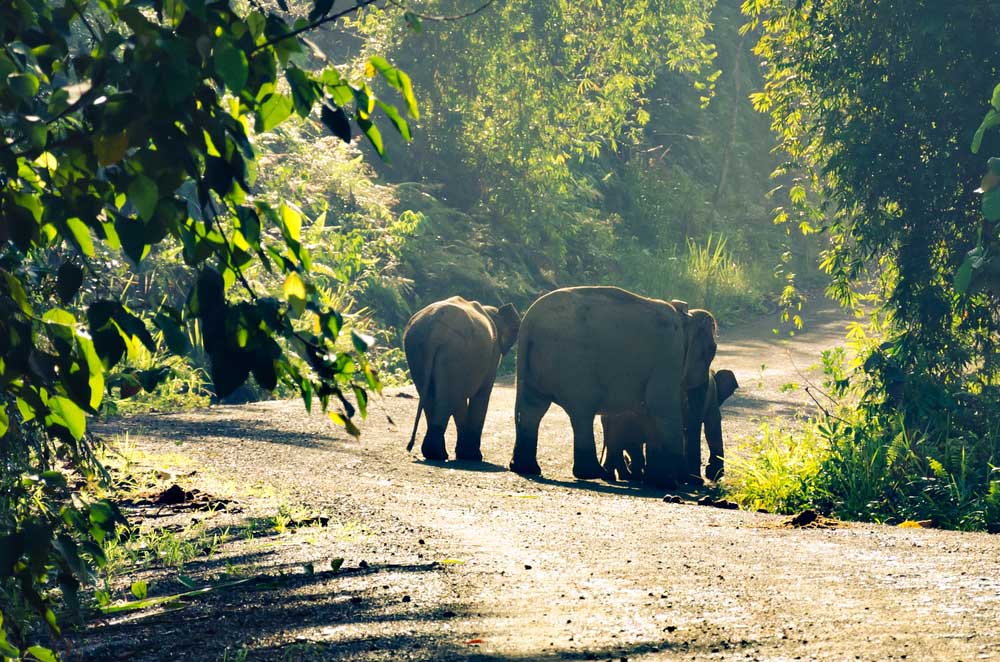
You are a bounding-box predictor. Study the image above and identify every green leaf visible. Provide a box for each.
[0,406,8,439]
[42,308,76,327]
[403,11,423,33]
[992,83,1000,110]
[27,645,57,661]
[130,580,148,599]
[283,272,306,316]
[78,335,106,409]
[376,100,411,141]
[972,110,1000,154]
[95,131,129,166]
[128,175,159,222]
[66,217,95,256]
[984,188,1000,222]
[49,396,86,440]
[8,73,39,99]
[279,202,302,243]
[320,104,352,142]
[213,41,248,93]
[954,256,973,294]
[286,67,317,118]
[356,113,384,156]
[368,57,419,119]
[351,330,374,353]
[0,637,19,659]
[56,262,84,303]
[258,93,293,132]
[163,0,186,26]
[154,310,190,355]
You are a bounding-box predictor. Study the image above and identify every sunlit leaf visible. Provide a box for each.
[213,41,249,93]
[259,93,293,132]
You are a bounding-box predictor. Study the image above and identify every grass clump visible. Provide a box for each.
[723,420,829,514]
[619,233,773,323]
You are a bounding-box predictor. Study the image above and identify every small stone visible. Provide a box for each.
[402,595,411,603]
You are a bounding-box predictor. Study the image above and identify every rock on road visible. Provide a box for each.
[89,298,1000,661]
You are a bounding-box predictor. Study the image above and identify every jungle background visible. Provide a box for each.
[3,0,1000,658]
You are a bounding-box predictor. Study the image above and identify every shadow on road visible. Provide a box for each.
[516,472,667,499]
[415,458,510,473]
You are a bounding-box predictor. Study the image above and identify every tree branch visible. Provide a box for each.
[384,0,495,22]
[251,0,382,54]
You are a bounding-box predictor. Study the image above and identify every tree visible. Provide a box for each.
[744,0,1000,527]
[1,0,417,654]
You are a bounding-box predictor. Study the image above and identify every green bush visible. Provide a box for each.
[723,420,829,514]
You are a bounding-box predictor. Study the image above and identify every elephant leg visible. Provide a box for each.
[570,410,603,480]
[599,417,629,481]
[456,378,494,461]
[420,420,448,461]
[510,384,549,475]
[644,404,687,490]
[684,382,709,483]
[420,365,453,461]
[704,406,724,481]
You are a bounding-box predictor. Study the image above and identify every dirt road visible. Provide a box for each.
[80,298,1000,661]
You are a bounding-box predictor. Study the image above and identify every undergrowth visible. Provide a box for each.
[723,348,1000,532]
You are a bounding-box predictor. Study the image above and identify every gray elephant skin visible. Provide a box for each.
[404,296,520,461]
[508,286,718,488]
[600,368,739,483]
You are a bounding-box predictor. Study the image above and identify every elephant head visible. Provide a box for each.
[485,303,521,355]
[681,307,718,391]
[714,369,738,405]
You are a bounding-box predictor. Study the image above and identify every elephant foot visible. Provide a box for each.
[572,460,604,481]
[509,456,542,475]
[455,447,484,462]
[706,462,724,482]
[683,474,705,487]
[421,427,448,461]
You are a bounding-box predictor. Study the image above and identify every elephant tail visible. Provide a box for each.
[406,343,439,452]
[406,399,423,452]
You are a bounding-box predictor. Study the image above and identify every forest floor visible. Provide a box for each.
[73,296,1000,661]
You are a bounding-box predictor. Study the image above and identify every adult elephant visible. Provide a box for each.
[600,369,739,482]
[508,286,717,488]
[404,297,520,462]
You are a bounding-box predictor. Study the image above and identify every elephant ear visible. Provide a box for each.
[714,369,739,405]
[683,309,718,388]
[494,303,521,355]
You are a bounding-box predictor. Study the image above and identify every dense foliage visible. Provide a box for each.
[732,0,1000,529]
[347,0,801,325]
[0,0,418,654]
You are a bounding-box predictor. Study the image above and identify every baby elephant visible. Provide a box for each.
[404,296,520,462]
[600,369,739,482]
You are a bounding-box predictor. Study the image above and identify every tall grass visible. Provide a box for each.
[618,233,772,321]
[723,421,830,513]
[722,412,1000,531]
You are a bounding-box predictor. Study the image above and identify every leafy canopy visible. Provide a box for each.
[0,0,416,653]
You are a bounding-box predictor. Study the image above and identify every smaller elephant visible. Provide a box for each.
[404,296,520,462]
[600,368,739,482]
